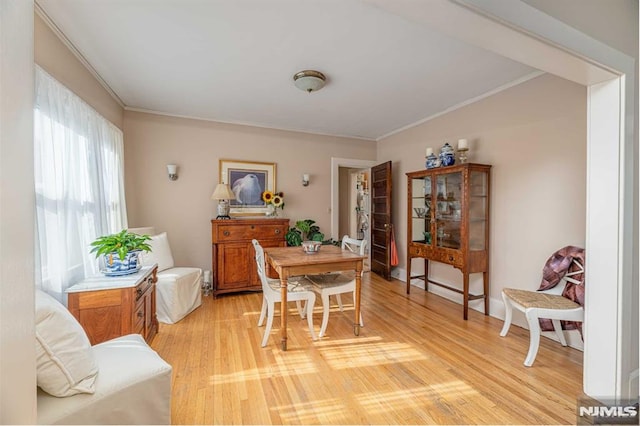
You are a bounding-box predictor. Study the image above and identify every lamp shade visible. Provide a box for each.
[211,183,236,200]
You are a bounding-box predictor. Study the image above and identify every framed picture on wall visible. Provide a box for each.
[219,159,276,215]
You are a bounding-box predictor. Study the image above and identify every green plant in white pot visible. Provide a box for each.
[90,229,152,276]
[285,219,325,246]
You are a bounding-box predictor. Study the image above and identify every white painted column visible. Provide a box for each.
[0,0,37,423]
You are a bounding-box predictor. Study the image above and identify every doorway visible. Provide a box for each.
[331,157,377,272]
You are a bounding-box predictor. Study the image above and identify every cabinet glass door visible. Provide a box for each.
[469,171,488,251]
[435,172,461,249]
[411,177,432,245]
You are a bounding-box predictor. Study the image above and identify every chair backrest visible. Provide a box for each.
[543,258,584,295]
[341,235,367,256]
[251,239,276,295]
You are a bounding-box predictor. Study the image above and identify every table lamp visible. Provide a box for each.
[211,183,236,219]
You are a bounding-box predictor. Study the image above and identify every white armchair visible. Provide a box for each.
[130,227,202,324]
[35,290,172,425]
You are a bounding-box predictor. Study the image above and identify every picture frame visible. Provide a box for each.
[219,159,276,215]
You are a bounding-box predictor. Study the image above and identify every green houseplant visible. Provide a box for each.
[90,229,152,275]
[285,219,325,247]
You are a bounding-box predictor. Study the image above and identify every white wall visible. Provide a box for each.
[379,73,586,335]
[123,111,376,270]
[0,0,36,423]
[521,0,638,402]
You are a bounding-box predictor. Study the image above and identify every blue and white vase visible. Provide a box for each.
[102,251,141,276]
[426,152,439,169]
[440,142,455,167]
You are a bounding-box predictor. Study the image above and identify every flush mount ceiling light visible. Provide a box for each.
[293,70,326,93]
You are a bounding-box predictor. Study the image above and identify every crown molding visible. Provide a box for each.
[377,70,545,141]
[34,1,125,108]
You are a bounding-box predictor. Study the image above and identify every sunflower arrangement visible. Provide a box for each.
[262,190,285,211]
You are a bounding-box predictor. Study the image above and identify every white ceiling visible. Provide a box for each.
[36,0,537,140]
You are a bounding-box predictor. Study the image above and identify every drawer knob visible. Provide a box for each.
[223,231,230,236]
[250,225,255,229]
[275,229,281,234]
[136,288,143,297]
[137,311,144,318]
[449,256,454,261]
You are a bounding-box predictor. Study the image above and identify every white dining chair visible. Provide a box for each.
[306,236,366,338]
[252,239,317,347]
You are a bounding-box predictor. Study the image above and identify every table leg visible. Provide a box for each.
[354,260,363,336]
[280,269,289,350]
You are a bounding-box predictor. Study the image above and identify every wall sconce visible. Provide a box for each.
[302,173,310,187]
[167,164,178,181]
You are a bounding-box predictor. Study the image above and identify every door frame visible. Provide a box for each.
[331,158,378,268]
[331,157,378,240]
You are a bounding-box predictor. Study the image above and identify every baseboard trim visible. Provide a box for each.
[391,266,584,351]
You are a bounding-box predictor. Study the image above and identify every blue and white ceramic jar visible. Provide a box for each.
[440,142,455,167]
[426,152,439,169]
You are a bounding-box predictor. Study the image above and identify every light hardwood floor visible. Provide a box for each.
[151,272,584,424]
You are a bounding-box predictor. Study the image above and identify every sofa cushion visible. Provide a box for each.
[140,232,175,272]
[35,290,98,397]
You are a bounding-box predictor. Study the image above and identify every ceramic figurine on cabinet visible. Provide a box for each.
[425,147,439,169]
[440,142,455,167]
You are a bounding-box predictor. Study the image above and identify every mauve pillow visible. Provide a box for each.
[35,290,98,397]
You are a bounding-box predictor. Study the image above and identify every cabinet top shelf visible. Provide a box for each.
[406,162,491,178]
[66,264,158,293]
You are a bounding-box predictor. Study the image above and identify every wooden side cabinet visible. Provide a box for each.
[211,218,289,296]
[66,265,159,345]
[406,163,491,320]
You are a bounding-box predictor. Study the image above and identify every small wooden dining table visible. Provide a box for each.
[263,245,366,350]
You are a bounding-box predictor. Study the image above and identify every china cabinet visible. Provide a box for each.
[406,163,491,320]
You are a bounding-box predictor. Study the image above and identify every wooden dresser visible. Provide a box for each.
[211,218,289,296]
[66,265,159,345]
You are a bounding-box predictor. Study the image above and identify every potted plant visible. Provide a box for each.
[90,229,152,276]
[285,219,325,247]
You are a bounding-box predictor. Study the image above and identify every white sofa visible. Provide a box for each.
[129,227,203,324]
[35,290,172,425]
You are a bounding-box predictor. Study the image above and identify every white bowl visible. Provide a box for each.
[301,241,322,254]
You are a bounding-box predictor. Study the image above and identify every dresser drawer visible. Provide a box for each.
[135,277,153,302]
[431,249,463,268]
[214,223,286,242]
[409,244,426,257]
[133,298,145,334]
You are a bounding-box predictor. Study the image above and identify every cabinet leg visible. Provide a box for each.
[424,259,429,292]
[463,273,469,320]
[406,256,412,294]
[483,271,490,316]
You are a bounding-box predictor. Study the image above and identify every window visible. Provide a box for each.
[34,66,127,302]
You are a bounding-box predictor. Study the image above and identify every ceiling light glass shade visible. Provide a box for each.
[211,183,236,200]
[293,70,326,93]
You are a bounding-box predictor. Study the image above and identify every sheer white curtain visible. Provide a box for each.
[34,66,128,302]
